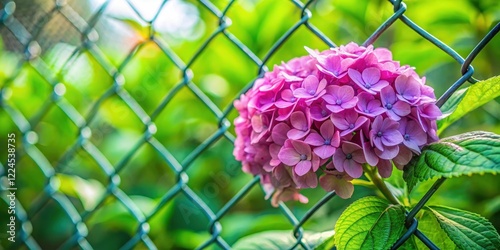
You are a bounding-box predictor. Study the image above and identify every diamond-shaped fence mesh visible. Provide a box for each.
[0,0,499,249]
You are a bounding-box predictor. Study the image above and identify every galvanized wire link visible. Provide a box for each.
[0,0,499,249]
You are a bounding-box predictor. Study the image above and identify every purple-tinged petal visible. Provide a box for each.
[325,104,345,113]
[370,80,389,92]
[310,101,331,121]
[362,67,381,84]
[377,159,393,178]
[362,140,379,166]
[419,103,442,119]
[333,149,346,172]
[403,139,421,153]
[393,146,413,170]
[381,86,397,105]
[348,68,364,86]
[344,160,363,178]
[342,141,362,154]
[340,97,358,109]
[338,85,356,102]
[293,171,318,188]
[410,123,427,146]
[360,129,379,166]
[395,74,421,104]
[392,101,411,117]
[375,145,399,159]
[381,129,404,146]
[272,166,292,188]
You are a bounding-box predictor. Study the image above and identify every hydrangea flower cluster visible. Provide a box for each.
[233,42,441,206]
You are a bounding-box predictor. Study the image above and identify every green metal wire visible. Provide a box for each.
[0,0,499,249]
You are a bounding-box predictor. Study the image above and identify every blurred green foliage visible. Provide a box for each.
[0,0,499,249]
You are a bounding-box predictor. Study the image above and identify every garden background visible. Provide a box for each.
[0,0,499,249]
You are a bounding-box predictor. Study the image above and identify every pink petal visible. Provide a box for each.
[287,129,309,140]
[304,132,325,146]
[342,141,362,154]
[313,145,336,159]
[331,130,341,147]
[251,115,265,133]
[311,154,321,172]
[278,147,300,166]
[393,101,411,117]
[303,75,319,93]
[290,111,307,130]
[293,88,314,98]
[331,115,350,130]
[326,104,346,113]
[291,140,312,156]
[295,161,312,176]
[320,120,335,138]
[271,123,291,145]
[374,48,392,61]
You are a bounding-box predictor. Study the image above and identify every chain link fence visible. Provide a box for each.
[0,0,499,249]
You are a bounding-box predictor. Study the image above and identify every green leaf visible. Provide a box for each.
[437,75,500,134]
[108,16,150,39]
[438,88,467,122]
[232,230,334,250]
[403,131,500,192]
[398,235,418,250]
[55,174,105,211]
[427,206,500,250]
[334,196,406,250]
[416,210,457,249]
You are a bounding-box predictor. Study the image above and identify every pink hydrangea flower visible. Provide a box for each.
[233,42,441,206]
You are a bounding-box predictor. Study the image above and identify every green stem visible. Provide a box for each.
[362,164,401,205]
[351,179,376,189]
